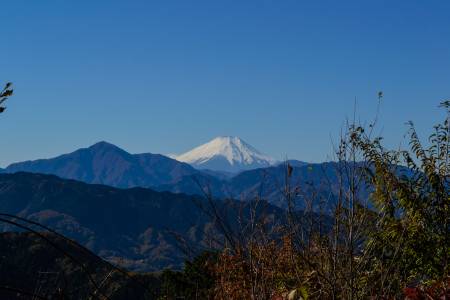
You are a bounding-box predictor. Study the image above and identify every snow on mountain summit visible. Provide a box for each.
[175,136,276,173]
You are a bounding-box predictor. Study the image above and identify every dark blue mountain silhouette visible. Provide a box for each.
[4,141,201,188]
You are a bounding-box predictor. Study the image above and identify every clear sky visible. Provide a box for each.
[1,0,449,166]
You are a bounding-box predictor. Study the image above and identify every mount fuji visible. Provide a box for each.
[174,136,277,173]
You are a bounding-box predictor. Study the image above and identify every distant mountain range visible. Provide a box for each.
[157,161,355,210]
[174,136,277,173]
[1,140,360,209]
[2,140,315,206]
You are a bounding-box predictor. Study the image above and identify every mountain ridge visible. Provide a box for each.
[4,141,201,189]
[0,172,285,271]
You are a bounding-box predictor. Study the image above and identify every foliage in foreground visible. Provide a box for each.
[162,101,450,299]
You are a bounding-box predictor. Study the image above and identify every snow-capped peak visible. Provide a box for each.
[174,136,276,173]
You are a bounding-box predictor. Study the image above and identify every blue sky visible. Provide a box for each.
[1,0,449,166]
